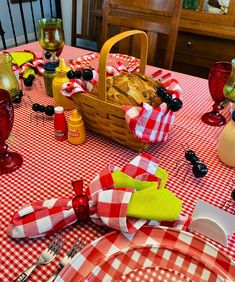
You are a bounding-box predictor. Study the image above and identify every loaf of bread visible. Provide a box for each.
[91,72,162,107]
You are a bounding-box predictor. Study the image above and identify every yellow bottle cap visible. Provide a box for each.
[69,109,82,125]
[55,58,71,73]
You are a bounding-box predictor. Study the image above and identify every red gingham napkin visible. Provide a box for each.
[5,50,45,75]
[123,78,181,143]
[6,154,187,238]
[19,55,45,75]
[61,59,133,98]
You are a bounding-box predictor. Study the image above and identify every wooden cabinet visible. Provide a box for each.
[172,0,235,78]
[79,0,235,78]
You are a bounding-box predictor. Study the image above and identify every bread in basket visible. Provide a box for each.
[92,71,162,107]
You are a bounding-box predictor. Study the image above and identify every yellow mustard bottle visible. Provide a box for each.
[68,109,86,145]
[52,58,75,111]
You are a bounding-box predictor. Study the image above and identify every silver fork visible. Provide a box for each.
[47,238,84,282]
[16,234,64,282]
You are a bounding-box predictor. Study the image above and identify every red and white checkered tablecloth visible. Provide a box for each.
[1,42,235,281]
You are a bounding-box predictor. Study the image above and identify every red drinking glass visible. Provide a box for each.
[0,89,23,175]
[201,62,231,126]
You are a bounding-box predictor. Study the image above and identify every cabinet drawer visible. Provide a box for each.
[175,32,235,63]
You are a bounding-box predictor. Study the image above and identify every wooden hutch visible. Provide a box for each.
[74,0,235,78]
[174,0,235,78]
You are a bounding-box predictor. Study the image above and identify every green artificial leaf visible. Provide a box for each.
[10,51,34,66]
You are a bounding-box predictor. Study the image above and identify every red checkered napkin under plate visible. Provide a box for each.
[71,53,139,72]
[56,226,235,282]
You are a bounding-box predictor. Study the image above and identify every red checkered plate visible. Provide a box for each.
[70,53,139,71]
[57,226,235,282]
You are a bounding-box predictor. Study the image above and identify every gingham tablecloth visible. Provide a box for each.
[1,42,235,282]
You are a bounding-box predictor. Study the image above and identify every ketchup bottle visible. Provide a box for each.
[54,106,68,141]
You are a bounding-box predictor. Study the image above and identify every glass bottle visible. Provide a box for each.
[0,54,19,98]
[223,58,235,104]
[43,62,59,97]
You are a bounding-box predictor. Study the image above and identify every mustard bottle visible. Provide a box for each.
[68,109,86,145]
[52,58,75,111]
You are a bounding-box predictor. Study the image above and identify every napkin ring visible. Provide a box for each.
[72,180,90,221]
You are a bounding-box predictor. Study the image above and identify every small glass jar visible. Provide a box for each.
[43,62,59,97]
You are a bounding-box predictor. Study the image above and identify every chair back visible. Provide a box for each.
[101,0,183,69]
[71,0,102,50]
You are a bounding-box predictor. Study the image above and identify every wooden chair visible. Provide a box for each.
[71,0,102,50]
[101,0,183,69]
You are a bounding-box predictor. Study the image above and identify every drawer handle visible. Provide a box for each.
[187,41,192,48]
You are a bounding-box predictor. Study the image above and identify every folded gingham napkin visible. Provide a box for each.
[5,50,45,75]
[6,154,188,238]
[123,77,181,143]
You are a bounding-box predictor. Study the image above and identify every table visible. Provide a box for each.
[1,42,235,281]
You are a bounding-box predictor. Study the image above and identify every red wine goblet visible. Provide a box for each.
[0,89,23,175]
[201,61,231,126]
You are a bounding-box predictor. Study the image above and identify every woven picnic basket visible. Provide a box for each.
[71,30,149,152]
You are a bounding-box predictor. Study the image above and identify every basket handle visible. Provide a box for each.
[98,30,148,101]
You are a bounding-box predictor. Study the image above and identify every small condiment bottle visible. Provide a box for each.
[54,106,68,141]
[68,109,86,145]
[217,110,235,167]
[43,62,59,97]
[52,58,75,111]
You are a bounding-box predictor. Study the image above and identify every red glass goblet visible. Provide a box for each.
[201,62,231,126]
[0,89,23,175]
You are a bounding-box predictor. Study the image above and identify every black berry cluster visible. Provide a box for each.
[45,51,52,59]
[232,110,235,122]
[157,87,183,112]
[23,74,36,88]
[67,68,93,81]
[12,90,23,104]
[32,103,55,116]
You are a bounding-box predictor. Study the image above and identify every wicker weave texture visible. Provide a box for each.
[73,93,149,152]
[72,30,149,152]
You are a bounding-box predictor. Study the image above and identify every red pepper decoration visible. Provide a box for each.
[72,180,90,221]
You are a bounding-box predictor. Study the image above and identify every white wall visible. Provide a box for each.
[60,0,82,46]
[0,0,56,49]
[0,0,85,49]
